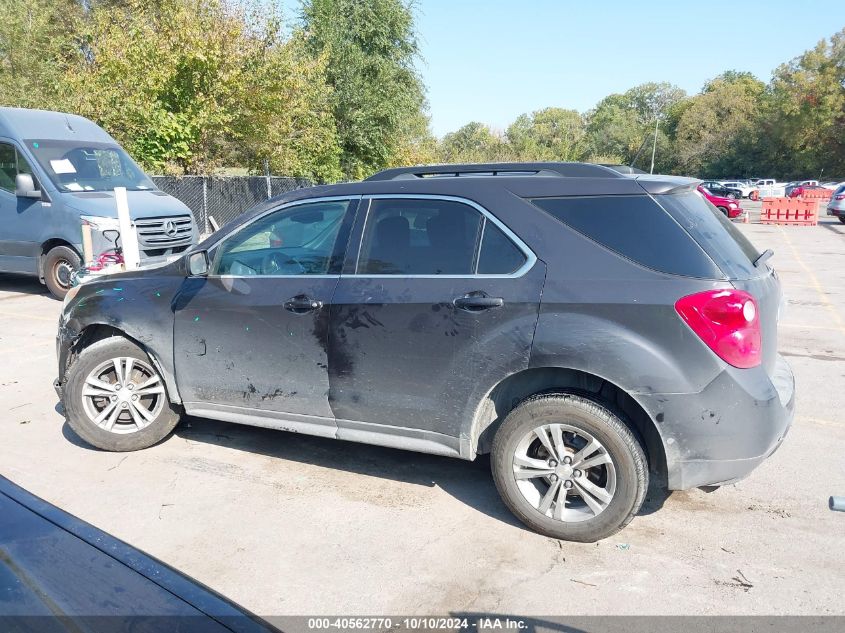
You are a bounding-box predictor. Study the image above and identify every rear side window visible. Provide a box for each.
[357,199,482,275]
[478,221,526,274]
[658,191,760,279]
[529,195,722,278]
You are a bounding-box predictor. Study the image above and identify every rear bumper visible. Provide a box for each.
[637,354,795,490]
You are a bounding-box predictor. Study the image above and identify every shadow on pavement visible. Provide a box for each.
[0,273,48,297]
[60,409,673,531]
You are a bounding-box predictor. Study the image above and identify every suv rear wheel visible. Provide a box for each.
[63,337,181,451]
[491,393,648,542]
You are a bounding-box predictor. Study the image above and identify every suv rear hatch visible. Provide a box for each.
[655,190,781,375]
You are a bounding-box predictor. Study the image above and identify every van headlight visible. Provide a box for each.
[80,215,120,231]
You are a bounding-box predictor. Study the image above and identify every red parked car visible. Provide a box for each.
[787,185,826,198]
[698,185,744,219]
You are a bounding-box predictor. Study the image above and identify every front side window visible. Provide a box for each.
[25,139,154,192]
[213,200,351,276]
[357,198,483,275]
[0,143,35,193]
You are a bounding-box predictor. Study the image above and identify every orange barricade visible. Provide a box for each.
[800,188,832,201]
[760,197,818,226]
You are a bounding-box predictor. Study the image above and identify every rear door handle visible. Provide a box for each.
[284,295,323,314]
[453,294,504,311]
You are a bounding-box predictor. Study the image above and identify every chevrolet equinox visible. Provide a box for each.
[55,162,795,542]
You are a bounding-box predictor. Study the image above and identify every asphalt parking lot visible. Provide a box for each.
[1,201,844,616]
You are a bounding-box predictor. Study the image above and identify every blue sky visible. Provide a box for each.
[285,1,845,137]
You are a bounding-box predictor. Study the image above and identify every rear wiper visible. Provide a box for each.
[754,249,774,267]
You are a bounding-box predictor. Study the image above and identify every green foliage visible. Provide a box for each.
[0,0,82,109]
[2,4,844,181]
[439,122,512,163]
[507,108,587,161]
[673,72,767,176]
[301,0,426,179]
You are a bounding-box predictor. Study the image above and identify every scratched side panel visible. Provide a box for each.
[172,276,337,418]
[328,263,545,439]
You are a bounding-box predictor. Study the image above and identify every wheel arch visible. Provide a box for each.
[38,239,81,281]
[469,366,667,477]
[67,322,182,405]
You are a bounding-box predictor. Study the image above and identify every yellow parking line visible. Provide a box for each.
[777,227,845,336]
[0,310,58,323]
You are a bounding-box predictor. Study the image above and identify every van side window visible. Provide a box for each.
[0,143,36,193]
[0,143,15,192]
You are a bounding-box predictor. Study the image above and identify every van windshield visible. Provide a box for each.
[24,139,156,193]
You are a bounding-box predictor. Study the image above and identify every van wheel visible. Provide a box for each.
[44,246,81,299]
[491,393,648,542]
[63,337,180,451]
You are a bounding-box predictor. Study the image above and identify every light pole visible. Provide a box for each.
[649,117,659,174]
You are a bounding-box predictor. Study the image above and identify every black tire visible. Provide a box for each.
[43,245,81,300]
[717,206,729,216]
[491,393,648,542]
[63,337,180,451]
[839,217,845,224]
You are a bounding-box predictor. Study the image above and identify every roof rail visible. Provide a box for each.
[364,162,626,181]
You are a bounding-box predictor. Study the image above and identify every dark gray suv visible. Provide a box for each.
[55,163,795,542]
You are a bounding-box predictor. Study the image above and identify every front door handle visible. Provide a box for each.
[284,295,323,314]
[453,293,504,312]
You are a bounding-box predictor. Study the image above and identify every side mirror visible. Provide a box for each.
[188,251,209,276]
[15,173,41,199]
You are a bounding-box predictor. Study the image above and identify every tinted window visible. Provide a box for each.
[357,199,482,275]
[214,200,350,276]
[658,191,760,279]
[0,143,16,192]
[478,221,526,274]
[529,195,721,278]
[0,143,36,193]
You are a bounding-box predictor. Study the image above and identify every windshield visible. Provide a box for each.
[24,139,156,193]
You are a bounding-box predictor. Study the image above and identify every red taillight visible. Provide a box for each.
[836,194,845,200]
[675,290,762,369]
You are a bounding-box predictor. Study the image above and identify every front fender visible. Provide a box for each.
[59,275,182,402]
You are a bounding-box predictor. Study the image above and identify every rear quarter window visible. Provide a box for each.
[529,195,723,278]
[657,191,761,279]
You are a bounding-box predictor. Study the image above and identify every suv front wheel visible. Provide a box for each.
[63,337,181,451]
[491,393,648,542]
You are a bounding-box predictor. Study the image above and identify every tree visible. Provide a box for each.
[673,72,766,176]
[63,0,341,178]
[584,82,686,170]
[506,108,587,161]
[765,29,845,179]
[438,122,511,163]
[301,0,427,179]
[0,0,82,109]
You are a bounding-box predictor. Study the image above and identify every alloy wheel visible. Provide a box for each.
[80,357,165,434]
[512,423,616,522]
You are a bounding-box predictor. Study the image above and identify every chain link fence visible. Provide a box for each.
[151,175,313,234]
